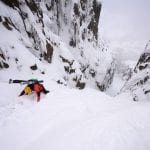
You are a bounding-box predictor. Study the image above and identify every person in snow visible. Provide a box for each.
[19,80,49,102]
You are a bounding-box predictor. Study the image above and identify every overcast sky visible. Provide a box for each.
[99,0,150,61]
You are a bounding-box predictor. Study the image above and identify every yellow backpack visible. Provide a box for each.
[24,86,32,94]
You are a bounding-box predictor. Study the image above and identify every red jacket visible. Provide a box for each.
[33,83,43,92]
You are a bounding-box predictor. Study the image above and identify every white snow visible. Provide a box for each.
[0,1,150,150]
[0,80,150,150]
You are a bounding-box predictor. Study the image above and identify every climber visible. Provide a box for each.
[18,79,49,102]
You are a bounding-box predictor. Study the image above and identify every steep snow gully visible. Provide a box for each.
[0,0,150,150]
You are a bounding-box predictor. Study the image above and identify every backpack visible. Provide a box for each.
[24,86,32,94]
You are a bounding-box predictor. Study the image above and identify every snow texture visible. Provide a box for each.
[0,82,150,150]
[0,1,150,150]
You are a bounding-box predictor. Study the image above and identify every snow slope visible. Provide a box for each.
[0,1,150,150]
[0,81,150,150]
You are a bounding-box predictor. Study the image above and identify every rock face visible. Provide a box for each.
[0,48,9,69]
[0,0,115,91]
[134,41,150,73]
[43,0,101,46]
[122,40,150,101]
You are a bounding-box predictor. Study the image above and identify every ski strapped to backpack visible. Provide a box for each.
[9,79,44,85]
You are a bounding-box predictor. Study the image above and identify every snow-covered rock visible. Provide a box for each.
[122,40,150,101]
[0,0,114,91]
[1,2,150,150]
